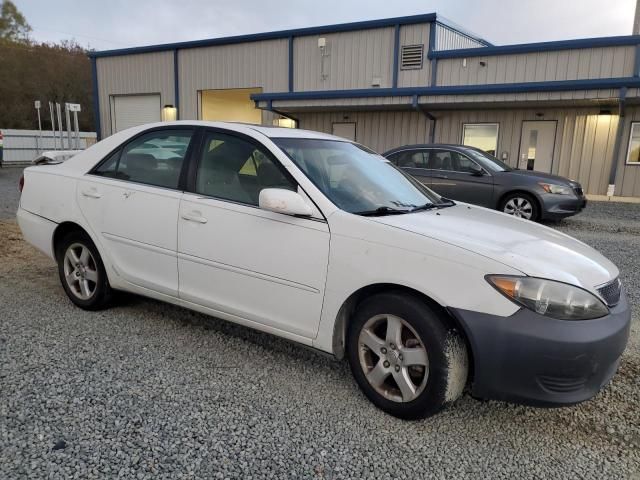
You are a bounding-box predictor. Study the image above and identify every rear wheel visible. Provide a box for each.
[56,231,112,310]
[500,192,539,221]
[347,292,468,419]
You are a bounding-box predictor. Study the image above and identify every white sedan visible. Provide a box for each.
[17,121,630,419]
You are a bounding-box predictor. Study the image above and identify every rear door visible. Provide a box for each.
[77,127,195,296]
[386,149,432,188]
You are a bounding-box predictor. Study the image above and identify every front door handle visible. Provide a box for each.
[434,174,448,179]
[81,189,102,199]
[181,212,208,224]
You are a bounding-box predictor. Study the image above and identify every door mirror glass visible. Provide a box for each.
[259,188,312,216]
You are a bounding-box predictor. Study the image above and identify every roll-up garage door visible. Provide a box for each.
[110,94,161,133]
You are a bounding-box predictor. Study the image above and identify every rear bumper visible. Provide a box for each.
[449,293,630,406]
[16,207,57,260]
[540,195,587,220]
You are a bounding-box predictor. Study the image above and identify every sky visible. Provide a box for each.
[14,0,638,51]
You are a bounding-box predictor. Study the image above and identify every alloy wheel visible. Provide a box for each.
[63,243,99,300]
[357,314,429,403]
[504,197,533,219]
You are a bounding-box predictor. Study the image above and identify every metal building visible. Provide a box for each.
[89,13,640,197]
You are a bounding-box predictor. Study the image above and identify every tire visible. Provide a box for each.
[347,292,468,420]
[499,192,540,221]
[56,230,113,310]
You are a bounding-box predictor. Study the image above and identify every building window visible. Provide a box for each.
[462,123,499,156]
[626,122,640,164]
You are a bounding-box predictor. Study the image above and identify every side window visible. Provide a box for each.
[196,131,297,206]
[452,153,479,173]
[388,150,428,168]
[428,150,454,171]
[94,129,193,189]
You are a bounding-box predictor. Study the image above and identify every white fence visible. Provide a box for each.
[0,129,97,166]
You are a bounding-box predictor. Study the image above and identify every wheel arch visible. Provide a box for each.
[331,283,475,381]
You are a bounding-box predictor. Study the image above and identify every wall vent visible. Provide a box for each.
[400,44,424,70]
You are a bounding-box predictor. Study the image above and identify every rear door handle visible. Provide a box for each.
[181,212,208,224]
[81,189,102,199]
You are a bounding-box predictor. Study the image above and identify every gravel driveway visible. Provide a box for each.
[1,166,639,479]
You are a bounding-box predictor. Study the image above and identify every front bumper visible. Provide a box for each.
[449,293,630,406]
[540,194,587,220]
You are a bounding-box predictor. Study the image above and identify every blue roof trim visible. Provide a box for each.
[251,77,640,102]
[88,13,437,58]
[430,35,640,59]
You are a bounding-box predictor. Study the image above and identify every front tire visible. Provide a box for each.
[347,292,468,420]
[499,192,539,221]
[56,231,112,310]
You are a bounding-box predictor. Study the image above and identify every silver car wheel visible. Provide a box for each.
[63,243,99,300]
[504,197,533,219]
[358,314,429,403]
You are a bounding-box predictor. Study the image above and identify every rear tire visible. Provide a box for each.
[347,292,468,420]
[499,192,540,221]
[56,231,113,310]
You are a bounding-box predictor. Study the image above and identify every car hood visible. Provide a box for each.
[501,169,578,186]
[371,204,617,290]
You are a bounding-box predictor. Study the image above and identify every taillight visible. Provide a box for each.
[19,174,24,193]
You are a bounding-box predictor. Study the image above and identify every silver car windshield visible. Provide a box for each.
[273,138,443,215]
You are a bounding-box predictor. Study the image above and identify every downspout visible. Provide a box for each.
[412,95,436,143]
[607,87,627,197]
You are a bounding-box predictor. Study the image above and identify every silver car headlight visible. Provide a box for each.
[486,275,609,320]
[539,182,573,195]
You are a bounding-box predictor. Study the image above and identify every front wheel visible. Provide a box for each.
[347,292,468,419]
[56,231,113,310]
[499,192,539,221]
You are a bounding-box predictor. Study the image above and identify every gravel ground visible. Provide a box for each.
[1,167,639,479]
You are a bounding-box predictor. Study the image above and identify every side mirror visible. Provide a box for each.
[259,188,313,217]
[469,163,484,176]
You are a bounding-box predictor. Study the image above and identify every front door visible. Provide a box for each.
[177,129,330,339]
[77,128,194,296]
[518,121,557,172]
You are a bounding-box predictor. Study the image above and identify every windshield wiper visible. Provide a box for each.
[354,206,411,216]
[409,203,439,212]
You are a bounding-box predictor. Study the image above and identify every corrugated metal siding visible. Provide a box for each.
[293,27,395,91]
[397,23,431,88]
[419,89,620,104]
[178,39,289,120]
[96,51,174,138]
[297,110,431,153]
[436,46,636,87]
[614,106,640,197]
[434,108,618,195]
[298,107,618,194]
[434,23,487,51]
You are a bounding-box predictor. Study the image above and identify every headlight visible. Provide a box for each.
[486,275,609,320]
[539,182,573,195]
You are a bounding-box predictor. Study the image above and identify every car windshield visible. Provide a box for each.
[465,148,513,172]
[272,138,443,215]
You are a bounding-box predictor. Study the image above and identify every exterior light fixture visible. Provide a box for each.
[162,104,177,121]
[273,117,297,129]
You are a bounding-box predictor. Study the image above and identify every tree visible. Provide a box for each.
[0,0,31,43]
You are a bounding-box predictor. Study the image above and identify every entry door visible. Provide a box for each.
[77,128,194,296]
[332,122,356,141]
[519,121,557,172]
[177,129,330,339]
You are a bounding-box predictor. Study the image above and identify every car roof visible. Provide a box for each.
[141,120,343,141]
[383,144,475,156]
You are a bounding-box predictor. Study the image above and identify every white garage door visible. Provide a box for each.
[111,94,161,133]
